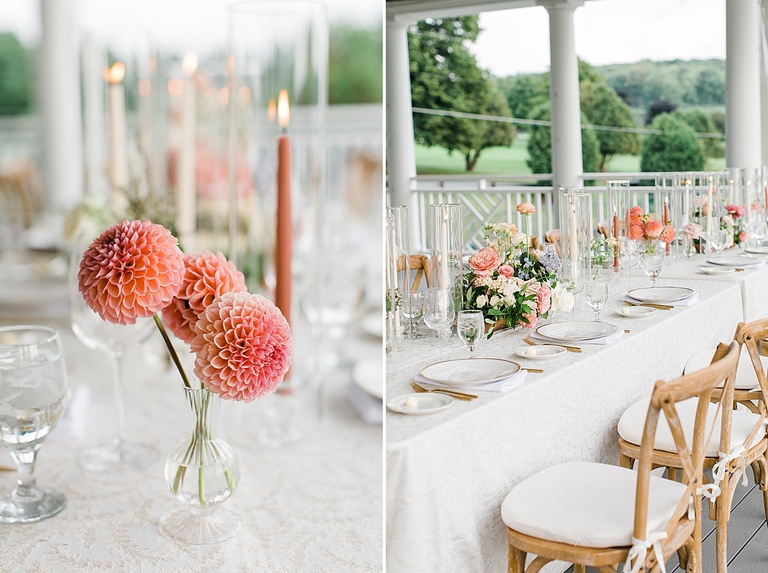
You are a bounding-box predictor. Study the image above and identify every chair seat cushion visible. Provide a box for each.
[684,347,768,390]
[618,396,766,456]
[501,461,686,548]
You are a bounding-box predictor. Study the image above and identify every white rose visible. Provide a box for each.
[476,294,488,307]
[501,281,520,300]
[489,295,501,307]
[551,283,575,312]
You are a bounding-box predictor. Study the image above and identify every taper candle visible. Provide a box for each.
[275,89,292,325]
[177,52,198,251]
[107,62,128,199]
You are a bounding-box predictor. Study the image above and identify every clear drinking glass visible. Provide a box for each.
[457,310,484,357]
[585,279,609,321]
[402,290,425,339]
[618,238,638,289]
[639,249,664,286]
[707,228,729,257]
[69,236,158,472]
[423,288,455,357]
[0,326,68,523]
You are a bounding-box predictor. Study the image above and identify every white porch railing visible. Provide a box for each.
[405,172,661,253]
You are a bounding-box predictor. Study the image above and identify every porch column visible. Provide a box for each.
[39,0,83,211]
[726,0,761,167]
[386,15,417,212]
[760,0,768,167]
[544,0,584,194]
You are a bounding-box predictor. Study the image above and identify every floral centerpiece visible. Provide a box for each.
[77,219,292,543]
[463,203,567,337]
[628,206,675,254]
[722,204,746,248]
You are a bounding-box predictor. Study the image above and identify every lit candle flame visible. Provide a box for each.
[182,52,198,76]
[107,62,125,84]
[277,89,289,129]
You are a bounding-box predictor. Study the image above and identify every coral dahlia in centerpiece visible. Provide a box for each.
[463,208,563,337]
[628,206,675,254]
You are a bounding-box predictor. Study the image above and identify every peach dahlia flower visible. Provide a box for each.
[191,292,292,402]
[162,251,247,344]
[78,220,185,325]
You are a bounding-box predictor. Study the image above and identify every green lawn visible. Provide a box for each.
[416,133,726,175]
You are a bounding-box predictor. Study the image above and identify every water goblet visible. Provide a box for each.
[423,288,455,358]
[457,310,484,357]
[0,326,68,523]
[618,238,638,289]
[747,218,767,249]
[639,249,664,286]
[585,279,609,321]
[706,228,728,258]
[402,290,425,339]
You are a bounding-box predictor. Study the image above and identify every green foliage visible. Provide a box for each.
[674,108,724,159]
[640,113,705,173]
[580,79,640,170]
[409,17,514,172]
[645,99,677,126]
[0,33,32,116]
[495,74,548,133]
[526,103,599,179]
[329,24,383,104]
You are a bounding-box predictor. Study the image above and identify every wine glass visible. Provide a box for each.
[747,217,767,249]
[585,279,609,321]
[559,258,585,320]
[457,310,484,357]
[707,228,729,258]
[423,288,455,358]
[618,238,638,289]
[639,245,664,286]
[0,326,68,522]
[402,290,425,339]
[69,236,158,472]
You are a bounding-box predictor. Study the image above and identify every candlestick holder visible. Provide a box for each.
[228,1,328,445]
[606,180,630,270]
[558,188,591,313]
[428,204,463,323]
[386,206,412,350]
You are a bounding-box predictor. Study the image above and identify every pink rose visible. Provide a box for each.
[469,247,502,277]
[645,220,663,239]
[684,223,701,239]
[537,283,551,314]
[523,310,538,329]
[629,206,644,217]
[659,225,675,244]
[739,231,747,243]
[629,223,644,240]
[726,204,745,218]
[517,202,536,215]
[498,264,514,278]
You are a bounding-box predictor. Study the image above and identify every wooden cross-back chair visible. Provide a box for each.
[543,229,561,257]
[396,254,432,291]
[618,320,768,573]
[502,342,739,573]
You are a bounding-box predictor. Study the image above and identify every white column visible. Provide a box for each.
[386,16,417,217]
[759,0,768,167]
[39,0,83,211]
[726,0,762,167]
[545,0,584,194]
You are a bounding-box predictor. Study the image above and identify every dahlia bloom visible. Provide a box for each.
[659,225,676,244]
[78,220,185,325]
[191,292,292,402]
[644,220,664,239]
[163,251,247,344]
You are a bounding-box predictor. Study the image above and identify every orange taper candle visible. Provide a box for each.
[663,200,670,254]
[275,89,292,325]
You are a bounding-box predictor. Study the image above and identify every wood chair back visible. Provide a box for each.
[543,229,561,257]
[631,341,739,570]
[396,254,432,291]
[734,317,768,414]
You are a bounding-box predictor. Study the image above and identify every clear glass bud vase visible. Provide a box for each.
[159,387,241,544]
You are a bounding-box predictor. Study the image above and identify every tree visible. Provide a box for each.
[674,109,724,160]
[496,74,548,133]
[0,33,32,116]
[409,17,514,172]
[640,113,705,173]
[329,25,383,104]
[645,99,677,126]
[580,80,640,171]
[526,103,600,179]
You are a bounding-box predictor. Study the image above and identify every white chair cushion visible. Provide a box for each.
[501,461,686,548]
[684,347,768,390]
[618,396,766,456]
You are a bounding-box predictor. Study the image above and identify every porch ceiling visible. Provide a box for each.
[386,0,606,21]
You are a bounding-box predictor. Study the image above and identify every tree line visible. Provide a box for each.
[408,16,725,174]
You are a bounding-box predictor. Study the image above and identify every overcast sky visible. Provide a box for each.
[0,0,382,51]
[474,0,726,77]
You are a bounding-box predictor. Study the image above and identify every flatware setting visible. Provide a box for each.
[411,382,478,401]
[523,337,582,353]
[623,300,673,311]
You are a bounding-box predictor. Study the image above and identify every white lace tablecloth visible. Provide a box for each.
[0,325,382,573]
[386,272,753,573]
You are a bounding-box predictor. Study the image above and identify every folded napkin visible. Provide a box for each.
[414,368,528,393]
[346,382,382,425]
[704,257,766,270]
[622,292,699,308]
[530,329,625,346]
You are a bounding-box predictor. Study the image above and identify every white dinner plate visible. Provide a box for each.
[535,321,618,342]
[706,254,762,267]
[352,356,383,399]
[699,266,736,275]
[515,345,567,360]
[745,245,768,255]
[419,358,520,387]
[387,393,453,415]
[614,306,658,318]
[627,286,695,303]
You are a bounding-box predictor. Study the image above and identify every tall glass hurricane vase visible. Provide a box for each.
[386,206,409,348]
[607,180,630,271]
[558,188,592,311]
[69,235,158,473]
[0,326,69,523]
[160,387,241,544]
[429,204,463,317]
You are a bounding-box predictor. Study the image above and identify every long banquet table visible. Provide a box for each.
[386,252,768,572]
[0,317,382,572]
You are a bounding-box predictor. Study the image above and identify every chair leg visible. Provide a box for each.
[574,565,586,573]
[751,456,768,524]
[508,542,526,573]
[690,497,703,573]
[619,452,633,469]
[715,496,730,573]
[677,545,690,570]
